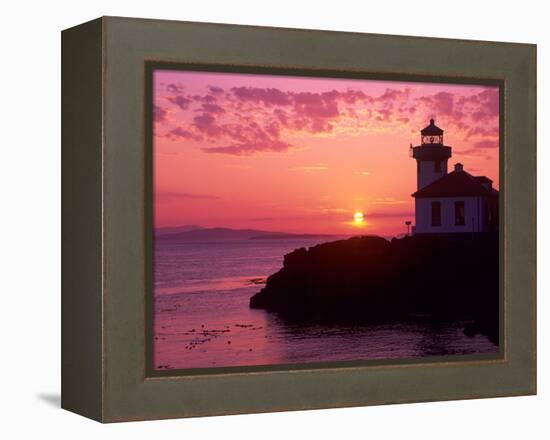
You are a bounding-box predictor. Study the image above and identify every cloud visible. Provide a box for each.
[193,112,224,137]
[454,148,494,161]
[199,119,293,155]
[166,83,184,94]
[292,91,339,118]
[476,89,499,118]
[160,85,417,156]
[290,163,328,173]
[367,210,415,218]
[200,102,225,114]
[373,197,408,205]
[375,108,392,121]
[167,95,192,110]
[155,191,221,202]
[157,81,500,157]
[248,209,414,222]
[375,88,411,103]
[456,148,480,155]
[153,105,167,123]
[358,171,371,176]
[463,126,499,140]
[287,90,368,133]
[416,91,460,121]
[415,88,499,131]
[430,91,454,115]
[202,139,292,155]
[165,127,203,142]
[228,88,368,135]
[208,86,224,95]
[455,88,499,122]
[193,94,217,103]
[474,139,499,149]
[231,86,292,106]
[249,210,350,222]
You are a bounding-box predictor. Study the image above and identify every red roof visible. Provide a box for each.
[473,176,493,185]
[412,169,499,198]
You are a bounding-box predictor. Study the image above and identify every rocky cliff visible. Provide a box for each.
[250,234,499,344]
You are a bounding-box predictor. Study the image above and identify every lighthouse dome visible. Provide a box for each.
[421,118,444,136]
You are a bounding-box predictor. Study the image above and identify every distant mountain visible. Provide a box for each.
[249,233,335,240]
[154,225,204,236]
[154,227,337,241]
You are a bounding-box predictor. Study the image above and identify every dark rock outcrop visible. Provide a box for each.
[250,234,499,344]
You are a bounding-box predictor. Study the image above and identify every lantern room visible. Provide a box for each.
[420,118,444,145]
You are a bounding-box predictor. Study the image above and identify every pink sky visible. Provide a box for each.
[153,69,499,236]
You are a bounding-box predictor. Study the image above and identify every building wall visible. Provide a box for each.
[414,196,485,234]
[417,160,448,189]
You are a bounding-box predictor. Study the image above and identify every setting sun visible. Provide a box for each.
[354,211,365,223]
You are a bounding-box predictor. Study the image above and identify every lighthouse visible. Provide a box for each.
[410,119,499,234]
[410,118,452,190]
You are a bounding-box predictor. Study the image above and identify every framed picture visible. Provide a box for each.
[62,16,536,422]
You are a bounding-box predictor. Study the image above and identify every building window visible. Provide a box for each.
[455,201,465,226]
[434,160,442,172]
[431,201,441,226]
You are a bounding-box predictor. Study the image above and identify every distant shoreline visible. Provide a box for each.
[249,233,336,240]
[154,226,345,242]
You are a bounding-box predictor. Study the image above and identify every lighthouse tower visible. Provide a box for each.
[410,119,452,190]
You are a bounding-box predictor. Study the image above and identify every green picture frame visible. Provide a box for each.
[62,16,536,422]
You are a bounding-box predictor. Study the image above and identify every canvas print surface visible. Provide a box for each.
[151,68,500,371]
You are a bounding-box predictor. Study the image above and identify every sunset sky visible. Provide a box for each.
[153,69,499,236]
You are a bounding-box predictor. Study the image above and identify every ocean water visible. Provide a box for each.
[153,238,499,370]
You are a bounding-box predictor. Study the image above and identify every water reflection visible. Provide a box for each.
[154,289,498,370]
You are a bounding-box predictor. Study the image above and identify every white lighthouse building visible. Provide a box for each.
[410,119,498,234]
